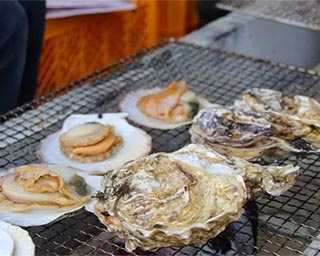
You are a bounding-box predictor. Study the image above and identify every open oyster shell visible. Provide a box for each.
[190,105,320,160]
[235,88,320,127]
[94,144,298,252]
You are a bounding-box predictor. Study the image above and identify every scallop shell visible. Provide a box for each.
[0,164,100,226]
[0,228,14,256]
[39,113,152,174]
[119,88,210,130]
[0,220,35,256]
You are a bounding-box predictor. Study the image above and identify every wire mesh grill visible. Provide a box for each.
[1,40,320,255]
[217,0,320,31]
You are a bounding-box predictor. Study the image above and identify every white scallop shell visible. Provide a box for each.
[120,88,210,130]
[0,220,35,256]
[0,164,101,227]
[0,228,14,256]
[38,113,152,174]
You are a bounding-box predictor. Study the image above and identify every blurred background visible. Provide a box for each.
[38,0,227,97]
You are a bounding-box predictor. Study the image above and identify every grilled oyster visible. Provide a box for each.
[235,88,320,127]
[190,105,320,160]
[94,144,298,251]
[176,144,298,197]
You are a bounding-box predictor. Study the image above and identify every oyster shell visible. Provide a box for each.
[94,144,298,251]
[235,88,320,127]
[176,144,298,197]
[190,105,320,160]
[39,113,152,174]
[119,80,209,129]
[190,104,273,147]
[0,164,100,226]
[0,220,35,256]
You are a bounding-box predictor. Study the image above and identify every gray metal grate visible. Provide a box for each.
[217,0,320,31]
[0,40,320,255]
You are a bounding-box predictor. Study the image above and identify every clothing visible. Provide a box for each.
[0,0,45,115]
[0,1,28,114]
[17,0,45,106]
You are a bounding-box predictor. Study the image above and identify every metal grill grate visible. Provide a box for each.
[217,0,320,31]
[1,40,320,255]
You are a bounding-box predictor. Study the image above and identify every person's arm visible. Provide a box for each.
[0,1,28,114]
[17,0,45,106]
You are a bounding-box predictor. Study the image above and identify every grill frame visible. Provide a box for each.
[217,0,320,31]
[0,39,320,255]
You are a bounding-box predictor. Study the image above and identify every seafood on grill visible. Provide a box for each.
[234,88,320,127]
[94,144,299,251]
[190,105,320,160]
[39,113,152,174]
[0,220,35,256]
[59,122,123,163]
[0,164,100,226]
[119,80,209,129]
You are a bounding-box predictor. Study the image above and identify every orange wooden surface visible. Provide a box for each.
[37,0,198,96]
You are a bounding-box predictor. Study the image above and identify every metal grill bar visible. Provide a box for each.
[0,40,320,255]
[217,0,320,31]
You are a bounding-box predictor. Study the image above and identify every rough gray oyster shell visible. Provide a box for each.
[234,88,320,127]
[190,104,320,160]
[94,144,298,252]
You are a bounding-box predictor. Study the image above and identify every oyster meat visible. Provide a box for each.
[94,144,298,251]
[190,105,320,159]
[234,88,320,127]
[119,80,209,129]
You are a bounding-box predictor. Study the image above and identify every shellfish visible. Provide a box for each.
[190,105,320,160]
[39,113,152,174]
[94,144,298,251]
[0,164,100,226]
[234,88,320,127]
[119,80,209,129]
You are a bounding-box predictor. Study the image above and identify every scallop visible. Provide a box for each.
[0,220,35,256]
[119,81,210,129]
[0,164,100,226]
[39,113,152,174]
[94,144,298,251]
